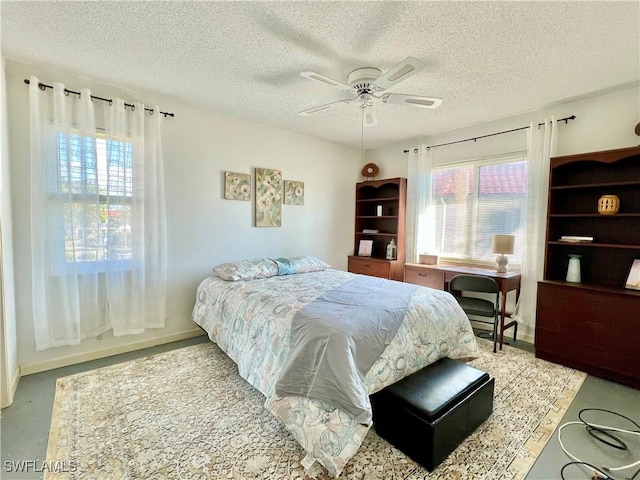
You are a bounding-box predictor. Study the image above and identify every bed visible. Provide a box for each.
[192,256,478,477]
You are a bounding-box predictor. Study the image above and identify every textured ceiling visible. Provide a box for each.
[1,1,639,149]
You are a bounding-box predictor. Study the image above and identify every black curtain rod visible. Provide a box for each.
[24,79,175,118]
[403,115,575,153]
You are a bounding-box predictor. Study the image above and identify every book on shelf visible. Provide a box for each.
[559,235,594,243]
[362,229,379,234]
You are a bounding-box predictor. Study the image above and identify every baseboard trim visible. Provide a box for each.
[0,365,20,408]
[10,365,20,403]
[20,328,207,376]
[519,331,534,345]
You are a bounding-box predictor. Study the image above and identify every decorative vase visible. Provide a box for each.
[598,194,620,215]
[566,254,582,283]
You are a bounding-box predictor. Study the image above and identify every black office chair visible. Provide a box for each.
[448,274,500,353]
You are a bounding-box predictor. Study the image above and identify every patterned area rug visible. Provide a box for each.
[46,339,585,479]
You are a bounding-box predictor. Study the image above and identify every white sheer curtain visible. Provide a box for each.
[513,117,557,336]
[406,146,435,263]
[29,77,166,350]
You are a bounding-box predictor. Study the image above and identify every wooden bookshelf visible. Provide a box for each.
[348,177,406,281]
[536,146,640,388]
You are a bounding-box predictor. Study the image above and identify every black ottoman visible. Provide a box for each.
[370,357,494,471]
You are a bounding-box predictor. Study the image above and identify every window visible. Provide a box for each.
[55,132,134,266]
[431,156,527,265]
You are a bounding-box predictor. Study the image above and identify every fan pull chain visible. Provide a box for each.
[361,104,365,165]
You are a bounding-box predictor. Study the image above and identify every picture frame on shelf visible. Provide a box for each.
[358,239,373,257]
[624,259,640,290]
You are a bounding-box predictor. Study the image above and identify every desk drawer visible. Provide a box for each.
[404,265,445,289]
[348,257,391,279]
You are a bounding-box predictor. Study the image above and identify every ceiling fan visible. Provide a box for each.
[298,57,442,127]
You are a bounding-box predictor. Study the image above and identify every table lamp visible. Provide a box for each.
[492,234,515,273]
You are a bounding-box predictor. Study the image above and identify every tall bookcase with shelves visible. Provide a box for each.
[347,177,406,281]
[535,146,640,389]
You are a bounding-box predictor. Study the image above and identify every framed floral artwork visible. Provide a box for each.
[284,180,304,205]
[224,171,251,201]
[255,168,282,227]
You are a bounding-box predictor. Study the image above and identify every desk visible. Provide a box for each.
[404,263,521,348]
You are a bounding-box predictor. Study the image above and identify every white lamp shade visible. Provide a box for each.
[492,234,515,255]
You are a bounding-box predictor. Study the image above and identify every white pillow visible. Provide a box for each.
[213,258,278,281]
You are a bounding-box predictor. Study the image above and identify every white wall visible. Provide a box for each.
[1,56,19,407]
[6,57,638,373]
[365,84,640,343]
[6,61,360,373]
[367,84,640,174]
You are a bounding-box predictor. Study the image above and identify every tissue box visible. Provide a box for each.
[419,254,438,265]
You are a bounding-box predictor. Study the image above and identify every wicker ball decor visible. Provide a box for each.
[361,163,380,180]
[598,194,620,215]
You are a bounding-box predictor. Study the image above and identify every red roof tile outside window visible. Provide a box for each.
[433,162,527,196]
[431,158,528,264]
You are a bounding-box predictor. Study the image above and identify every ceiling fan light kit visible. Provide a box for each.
[298,56,442,124]
[362,105,376,127]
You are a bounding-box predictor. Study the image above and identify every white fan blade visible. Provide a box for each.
[300,71,352,91]
[362,105,377,127]
[373,57,425,91]
[298,98,354,116]
[381,93,442,109]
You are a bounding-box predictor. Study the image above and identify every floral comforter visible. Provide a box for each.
[192,269,478,477]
